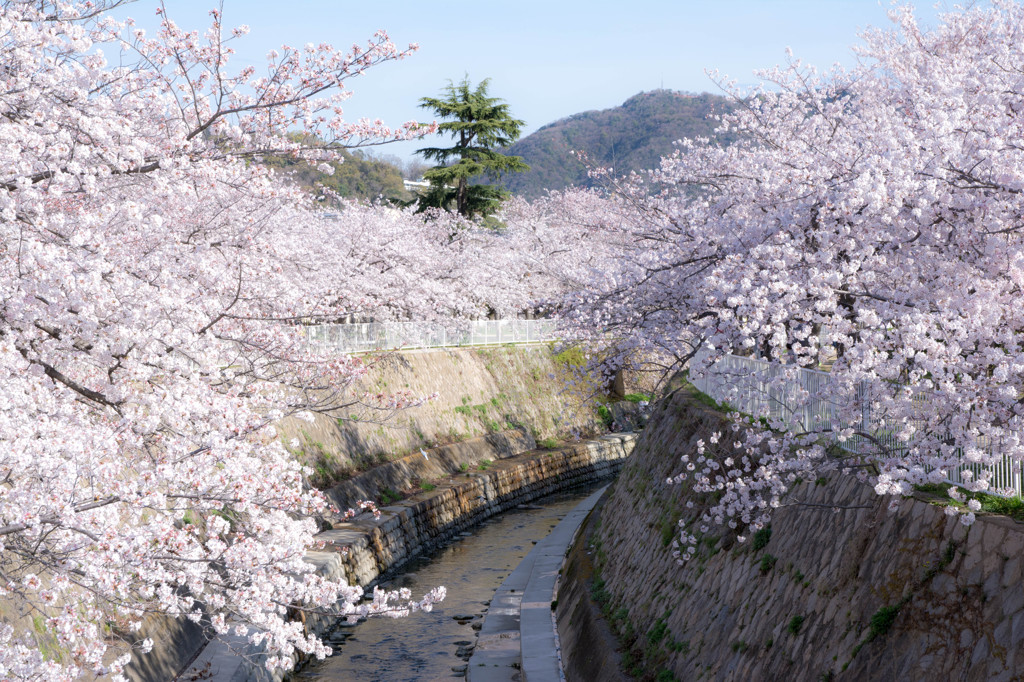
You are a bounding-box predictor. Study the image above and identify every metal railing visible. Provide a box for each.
[305,319,559,354]
[690,348,1023,498]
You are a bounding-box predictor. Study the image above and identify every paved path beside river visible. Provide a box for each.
[469,484,609,682]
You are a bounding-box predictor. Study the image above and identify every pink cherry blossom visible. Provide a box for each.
[512,1,1024,556]
[0,2,466,677]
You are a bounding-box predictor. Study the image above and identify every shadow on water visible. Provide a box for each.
[293,479,609,681]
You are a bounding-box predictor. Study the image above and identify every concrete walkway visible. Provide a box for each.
[182,632,266,682]
[468,483,609,682]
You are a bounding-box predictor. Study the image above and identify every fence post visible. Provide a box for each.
[860,380,870,453]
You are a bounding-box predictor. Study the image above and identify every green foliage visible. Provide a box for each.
[621,651,639,676]
[731,640,748,653]
[597,404,614,430]
[787,615,805,636]
[459,462,469,473]
[912,482,951,495]
[655,670,677,682]
[647,618,669,646]
[453,401,502,431]
[417,77,528,217]
[943,541,957,566]
[623,393,651,403]
[552,345,586,368]
[686,383,732,413]
[668,639,689,653]
[751,526,772,552]
[590,576,611,606]
[419,481,437,492]
[379,488,401,505]
[975,493,1024,520]
[501,90,737,198]
[260,135,408,202]
[867,605,900,641]
[758,554,778,575]
[539,437,560,450]
[660,512,683,548]
[914,483,1024,521]
[478,459,493,471]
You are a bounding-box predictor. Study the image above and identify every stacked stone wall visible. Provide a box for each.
[302,434,636,646]
[165,432,635,682]
[563,389,1024,682]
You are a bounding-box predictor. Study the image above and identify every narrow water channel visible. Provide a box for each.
[294,480,608,681]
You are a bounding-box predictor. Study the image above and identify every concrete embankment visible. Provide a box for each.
[172,431,636,682]
[274,345,617,483]
[557,388,1024,682]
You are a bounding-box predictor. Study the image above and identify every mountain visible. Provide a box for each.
[500,90,736,198]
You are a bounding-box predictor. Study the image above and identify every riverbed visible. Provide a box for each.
[294,481,607,681]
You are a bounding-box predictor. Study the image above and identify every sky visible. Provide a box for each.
[114,1,958,163]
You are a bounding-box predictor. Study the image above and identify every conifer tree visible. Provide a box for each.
[417,77,529,217]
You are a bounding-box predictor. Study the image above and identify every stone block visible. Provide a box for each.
[1003,555,1023,589]
[993,616,1010,649]
[1003,585,1024,618]
[960,628,975,649]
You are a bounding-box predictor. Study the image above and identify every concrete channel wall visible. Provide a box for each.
[161,431,636,682]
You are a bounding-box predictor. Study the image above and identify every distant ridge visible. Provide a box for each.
[500,90,736,198]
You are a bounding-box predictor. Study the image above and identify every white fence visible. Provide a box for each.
[305,318,558,354]
[690,348,1024,498]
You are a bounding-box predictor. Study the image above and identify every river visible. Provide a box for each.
[293,480,607,681]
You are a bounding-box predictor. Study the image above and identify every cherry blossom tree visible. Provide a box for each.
[525,2,1024,556]
[498,189,635,305]
[313,200,531,322]
[0,2,458,679]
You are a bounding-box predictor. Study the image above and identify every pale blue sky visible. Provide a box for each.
[118,1,958,162]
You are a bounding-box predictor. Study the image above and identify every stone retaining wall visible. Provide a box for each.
[314,433,636,591]
[324,428,536,513]
[555,498,628,682]
[560,388,1024,682]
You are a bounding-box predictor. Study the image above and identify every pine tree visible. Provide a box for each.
[417,77,529,217]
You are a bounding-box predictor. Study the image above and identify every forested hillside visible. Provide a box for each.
[262,91,736,203]
[501,90,735,197]
[263,147,411,203]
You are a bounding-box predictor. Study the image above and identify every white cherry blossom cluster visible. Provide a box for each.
[0,2,531,678]
[508,2,1024,555]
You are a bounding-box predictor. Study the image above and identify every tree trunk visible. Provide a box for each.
[456,177,468,216]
